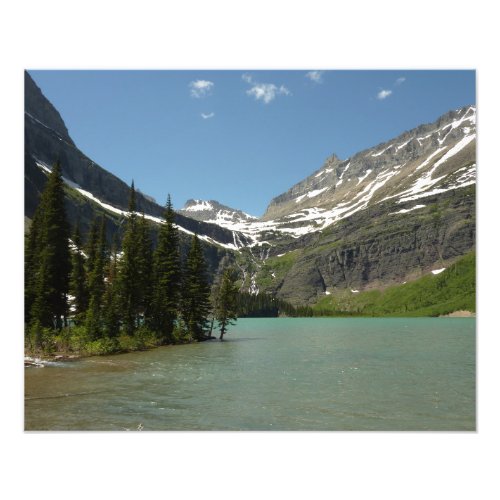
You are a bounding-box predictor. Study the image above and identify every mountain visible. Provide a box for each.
[213,105,476,303]
[24,70,476,308]
[24,72,243,277]
[179,199,257,226]
[263,106,475,223]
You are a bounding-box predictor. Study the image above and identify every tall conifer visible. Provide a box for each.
[103,234,121,338]
[25,210,42,324]
[181,234,211,341]
[85,217,100,285]
[68,224,88,323]
[213,267,239,340]
[85,217,107,339]
[137,214,153,324]
[28,159,71,330]
[119,181,141,335]
[151,195,181,343]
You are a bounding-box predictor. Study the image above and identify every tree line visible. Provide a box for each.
[25,161,239,355]
[236,292,313,318]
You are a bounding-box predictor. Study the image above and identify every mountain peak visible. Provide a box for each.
[262,104,476,220]
[179,199,257,228]
[25,72,75,146]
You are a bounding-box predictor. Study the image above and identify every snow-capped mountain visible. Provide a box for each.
[210,105,476,302]
[218,105,476,246]
[179,199,257,226]
[264,105,476,223]
[24,68,476,303]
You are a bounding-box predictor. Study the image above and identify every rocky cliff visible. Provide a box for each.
[226,105,476,303]
[24,72,238,276]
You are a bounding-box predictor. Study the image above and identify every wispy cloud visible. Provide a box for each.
[242,74,291,104]
[189,80,214,98]
[305,70,324,84]
[201,112,215,120]
[395,77,406,86]
[377,89,392,100]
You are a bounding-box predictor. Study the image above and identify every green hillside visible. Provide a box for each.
[313,252,476,317]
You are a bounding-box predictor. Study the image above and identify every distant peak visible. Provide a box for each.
[183,199,214,212]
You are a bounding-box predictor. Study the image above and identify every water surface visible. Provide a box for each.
[25,318,475,431]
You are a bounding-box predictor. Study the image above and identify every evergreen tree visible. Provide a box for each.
[118,181,142,335]
[181,234,211,341]
[68,224,88,323]
[137,214,153,325]
[28,159,71,330]
[102,234,121,338]
[213,267,239,341]
[85,217,107,339]
[85,217,100,285]
[150,195,181,343]
[24,210,42,324]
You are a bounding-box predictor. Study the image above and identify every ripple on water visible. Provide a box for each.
[25,318,476,431]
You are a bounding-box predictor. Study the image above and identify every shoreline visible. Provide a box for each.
[24,314,476,367]
[439,310,476,318]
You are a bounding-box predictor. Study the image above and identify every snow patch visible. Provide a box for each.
[431,268,446,275]
[371,144,393,157]
[432,133,476,170]
[184,200,213,212]
[396,139,411,151]
[357,169,372,185]
[314,167,333,178]
[415,148,446,171]
[390,204,426,215]
[295,187,328,203]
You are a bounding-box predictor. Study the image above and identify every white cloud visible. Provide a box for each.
[246,83,291,104]
[189,80,214,98]
[395,77,406,85]
[201,112,215,119]
[305,70,324,83]
[377,89,392,100]
[242,74,291,104]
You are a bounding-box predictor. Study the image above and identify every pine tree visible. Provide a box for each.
[25,210,42,324]
[28,159,71,330]
[118,181,142,335]
[213,267,239,341]
[137,214,153,325]
[102,234,121,338]
[181,234,211,341]
[68,224,88,323]
[85,218,100,282]
[85,217,107,339]
[150,195,181,343]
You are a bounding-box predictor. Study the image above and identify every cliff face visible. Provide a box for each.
[25,72,240,243]
[24,72,238,277]
[228,106,476,303]
[272,186,475,304]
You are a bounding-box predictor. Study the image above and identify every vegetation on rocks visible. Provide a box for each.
[313,252,475,317]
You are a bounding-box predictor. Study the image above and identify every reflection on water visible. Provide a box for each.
[25,318,476,431]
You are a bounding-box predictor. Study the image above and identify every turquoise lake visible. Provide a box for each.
[24,318,476,431]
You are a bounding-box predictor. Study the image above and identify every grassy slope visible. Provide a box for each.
[313,252,476,317]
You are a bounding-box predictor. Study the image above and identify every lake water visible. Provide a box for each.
[25,318,475,431]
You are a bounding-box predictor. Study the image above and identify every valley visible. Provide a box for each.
[24,71,476,315]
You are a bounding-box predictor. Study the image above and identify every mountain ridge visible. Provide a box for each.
[24,71,475,306]
[24,71,242,252]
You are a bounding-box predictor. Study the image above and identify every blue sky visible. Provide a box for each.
[28,70,475,216]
